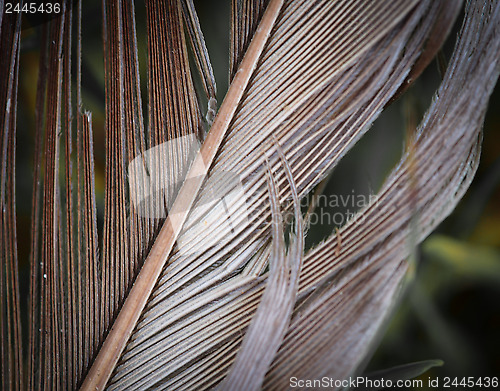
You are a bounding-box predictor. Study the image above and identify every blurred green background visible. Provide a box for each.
[14,1,500,389]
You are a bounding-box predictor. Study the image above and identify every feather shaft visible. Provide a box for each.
[79,0,284,389]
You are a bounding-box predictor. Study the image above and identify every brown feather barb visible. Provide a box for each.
[0,0,499,390]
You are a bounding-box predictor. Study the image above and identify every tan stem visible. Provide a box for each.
[79,0,284,389]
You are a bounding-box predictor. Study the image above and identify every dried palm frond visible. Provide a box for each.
[1,0,499,390]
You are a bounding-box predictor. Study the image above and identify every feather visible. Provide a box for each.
[0,8,22,391]
[229,0,269,81]
[27,19,49,391]
[180,0,217,118]
[267,2,499,385]
[107,1,463,389]
[38,5,66,388]
[1,0,499,390]
[82,1,286,387]
[218,146,304,391]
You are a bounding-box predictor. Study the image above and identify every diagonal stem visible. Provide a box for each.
[79,0,284,389]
